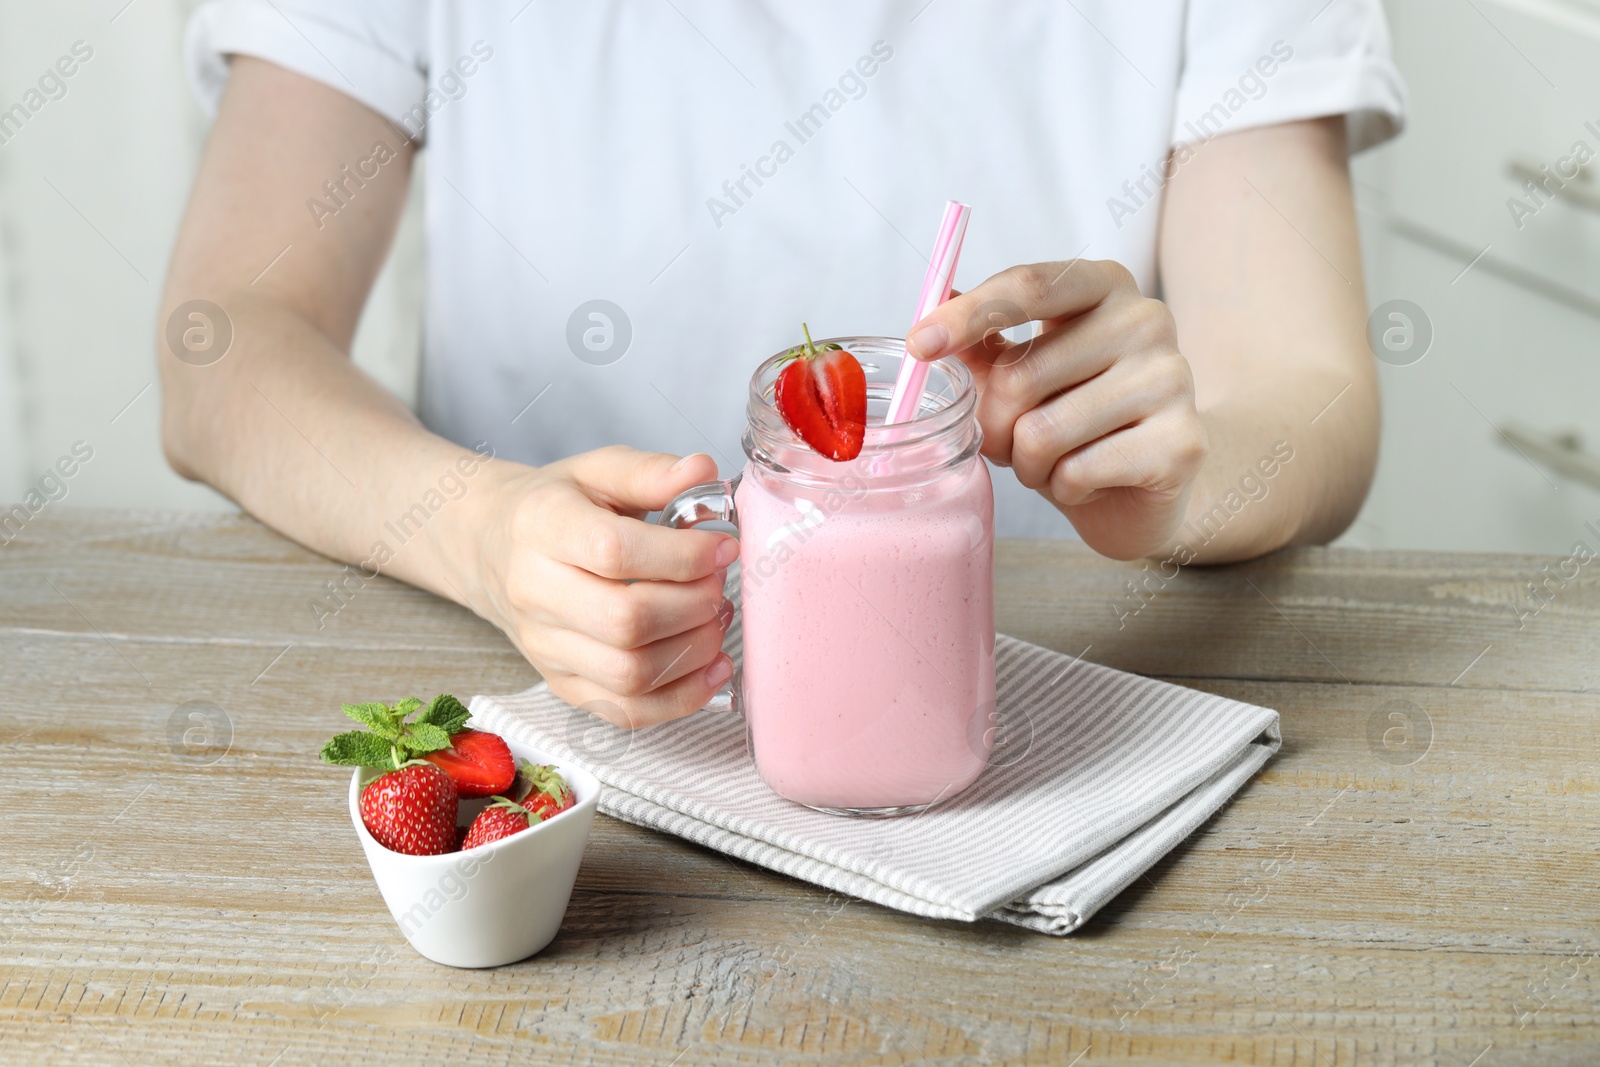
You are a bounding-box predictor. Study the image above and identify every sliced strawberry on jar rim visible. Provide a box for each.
[773,323,867,462]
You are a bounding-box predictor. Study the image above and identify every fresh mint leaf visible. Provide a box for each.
[415,693,470,735]
[391,696,425,719]
[320,731,396,768]
[405,723,453,754]
[341,702,399,739]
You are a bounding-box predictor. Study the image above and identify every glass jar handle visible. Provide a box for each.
[655,474,742,716]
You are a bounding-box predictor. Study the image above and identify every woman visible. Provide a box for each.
[161,0,1405,724]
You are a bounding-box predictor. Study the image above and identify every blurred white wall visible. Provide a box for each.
[0,233,23,490]
[0,0,422,512]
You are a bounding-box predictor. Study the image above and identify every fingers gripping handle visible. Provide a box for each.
[656,475,741,716]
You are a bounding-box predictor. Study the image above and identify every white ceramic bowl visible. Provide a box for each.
[347,738,599,968]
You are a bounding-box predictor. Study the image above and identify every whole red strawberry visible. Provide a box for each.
[509,759,576,820]
[773,323,867,461]
[422,728,515,798]
[360,763,458,855]
[461,796,539,850]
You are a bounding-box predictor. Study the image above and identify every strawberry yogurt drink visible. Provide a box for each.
[659,337,995,815]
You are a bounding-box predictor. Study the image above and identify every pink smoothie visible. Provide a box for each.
[734,458,995,811]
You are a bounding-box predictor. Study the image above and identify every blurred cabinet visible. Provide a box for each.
[1349,0,1600,552]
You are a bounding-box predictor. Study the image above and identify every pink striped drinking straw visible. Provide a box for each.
[883,200,971,426]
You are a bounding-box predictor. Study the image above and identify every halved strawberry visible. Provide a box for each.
[422,728,515,798]
[773,323,867,462]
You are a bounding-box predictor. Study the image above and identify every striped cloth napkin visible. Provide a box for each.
[468,602,1280,935]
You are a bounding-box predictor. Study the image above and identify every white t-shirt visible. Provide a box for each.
[186,0,1405,537]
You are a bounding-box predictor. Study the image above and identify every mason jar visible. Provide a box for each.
[658,337,995,815]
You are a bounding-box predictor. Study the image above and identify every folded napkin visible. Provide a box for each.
[469,602,1280,935]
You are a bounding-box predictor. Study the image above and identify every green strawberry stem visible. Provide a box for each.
[514,758,572,805]
[488,795,541,822]
[778,322,842,367]
[510,758,569,803]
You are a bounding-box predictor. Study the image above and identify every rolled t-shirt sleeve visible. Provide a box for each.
[185,0,428,136]
[1172,0,1407,153]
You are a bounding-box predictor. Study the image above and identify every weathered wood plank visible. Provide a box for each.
[0,511,1594,1065]
[5,512,1597,695]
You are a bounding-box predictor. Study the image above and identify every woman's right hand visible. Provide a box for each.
[158,59,732,722]
[469,446,738,728]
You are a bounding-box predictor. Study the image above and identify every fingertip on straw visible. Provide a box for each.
[906,323,949,362]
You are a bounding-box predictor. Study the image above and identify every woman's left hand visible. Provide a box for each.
[904,259,1208,559]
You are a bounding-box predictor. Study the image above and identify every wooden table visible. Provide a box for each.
[2,511,1595,1065]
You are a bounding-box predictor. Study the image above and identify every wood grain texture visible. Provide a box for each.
[0,511,1595,1066]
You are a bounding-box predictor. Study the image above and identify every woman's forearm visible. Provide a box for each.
[1156,116,1377,565]
[1169,366,1379,564]
[157,55,515,618]
[159,288,507,614]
